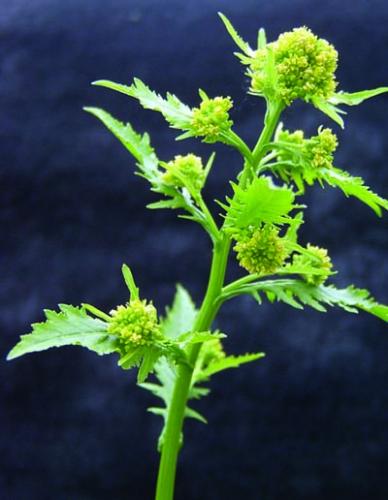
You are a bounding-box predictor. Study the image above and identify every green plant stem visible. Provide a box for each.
[155,99,283,500]
[155,234,231,500]
[240,100,284,187]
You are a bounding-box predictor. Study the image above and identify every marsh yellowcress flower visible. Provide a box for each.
[234,225,288,275]
[191,95,233,142]
[108,299,162,348]
[250,27,338,105]
[162,154,205,191]
[293,244,333,285]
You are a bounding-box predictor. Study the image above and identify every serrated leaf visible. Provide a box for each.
[161,285,197,339]
[177,330,226,345]
[118,347,145,370]
[329,87,388,106]
[218,12,254,56]
[7,305,117,360]
[84,106,160,186]
[196,352,265,381]
[185,407,207,424]
[138,347,162,383]
[93,78,193,130]
[238,279,388,321]
[319,167,388,216]
[224,176,295,232]
[311,97,345,129]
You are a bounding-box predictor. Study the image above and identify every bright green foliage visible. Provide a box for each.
[233,225,288,276]
[195,352,266,382]
[290,244,333,285]
[329,87,388,106]
[83,106,160,187]
[223,278,388,322]
[7,305,118,360]
[218,12,255,57]
[223,176,296,232]
[190,92,233,143]
[7,16,388,498]
[161,285,197,339]
[162,154,205,193]
[93,78,193,131]
[319,167,388,215]
[268,126,388,215]
[139,286,207,447]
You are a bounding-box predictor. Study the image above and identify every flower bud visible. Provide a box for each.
[191,96,233,143]
[234,225,288,275]
[250,27,338,105]
[162,154,205,191]
[293,244,333,285]
[108,299,162,348]
[304,127,338,169]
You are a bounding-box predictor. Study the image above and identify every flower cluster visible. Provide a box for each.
[250,27,338,105]
[162,154,205,191]
[108,299,162,348]
[279,127,337,168]
[191,96,233,143]
[233,225,288,275]
[293,244,333,285]
[303,127,338,169]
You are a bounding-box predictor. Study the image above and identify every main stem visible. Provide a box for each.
[155,100,283,500]
[155,235,231,500]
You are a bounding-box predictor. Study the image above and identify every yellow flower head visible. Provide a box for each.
[163,154,205,190]
[108,299,162,348]
[293,244,333,285]
[234,225,288,275]
[250,27,338,105]
[277,127,338,170]
[162,154,205,191]
[304,127,338,169]
[191,95,233,142]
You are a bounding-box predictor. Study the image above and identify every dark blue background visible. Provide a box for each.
[1,1,387,499]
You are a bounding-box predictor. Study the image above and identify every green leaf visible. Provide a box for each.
[7,305,118,360]
[177,330,226,345]
[161,285,197,339]
[139,355,209,450]
[311,97,345,129]
[138,347,162,383]
[84,106,160,186]
[122,264,139,299]
[319,167,388,216]
[257,28,267,50]
[196,352,265,381]
[218,12,254,56]
[93,78,193,130]
[329,87,388,106]
[223,176,295,232]
[236,279,388,321]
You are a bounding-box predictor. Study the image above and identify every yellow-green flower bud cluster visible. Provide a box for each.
[278,127,338,170]
[162,154,205,191]
[108,299,162,348]
[191,96,233,143]
[293,244,333,285]
[250,27,338,105]
[234,225,288,275]
[303,127,338,169]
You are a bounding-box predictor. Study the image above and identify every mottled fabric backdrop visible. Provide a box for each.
[1,0,387,499]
